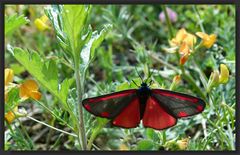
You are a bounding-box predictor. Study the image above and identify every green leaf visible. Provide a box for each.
[59,78,74,105]
[10,47,72,112]
[96,117,109,127]
[62,5,92,53]
[5,87,20,113]
[129,78,142,88]
[5,14,29,37]
[116,81,130,91]
[45,5,69,53]
[146,128,159,142]
[42,60,58,91]
[136,139,156,150]
[46,5,112,75]
[80,24,112,72]
[46,5,93,57]
[10,63,25,75]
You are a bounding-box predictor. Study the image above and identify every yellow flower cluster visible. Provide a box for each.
[169,28,217,65]
[170,28,196,65]
[4,68,42,124]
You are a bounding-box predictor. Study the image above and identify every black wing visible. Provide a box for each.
[151,89,206,118]
[82,89,138,119]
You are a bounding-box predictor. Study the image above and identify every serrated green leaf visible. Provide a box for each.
[136,139,156,150]
[10,47,72,112]
[45,5,69,53]
[62,5,91,53]
[42,60,58,91]
[5,14,29,37]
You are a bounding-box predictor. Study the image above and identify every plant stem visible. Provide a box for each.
[192,6,205,33]
[87,119,109,150]
[87,127,101,150]
[162,5,174,38]
[35,100,75,131]
[148,50,207,100]
[27,116,77,137]
[147,51,180,73]
[74,58,87,150]
[181,73,207,101]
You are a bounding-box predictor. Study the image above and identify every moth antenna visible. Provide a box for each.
[134,67,143,82]
[132,80,140,87]
[149,79,153,86]
[125,77,131,84]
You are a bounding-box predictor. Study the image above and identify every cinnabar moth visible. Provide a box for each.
[83,80,205,130]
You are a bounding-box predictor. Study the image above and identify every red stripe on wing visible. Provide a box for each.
[112,97,140,128]
[87,90,136,103]
[152,89,206,118]
[143,96,177,130]
[152,89,198,103]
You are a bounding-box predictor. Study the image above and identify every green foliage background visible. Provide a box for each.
[4,5,235,151]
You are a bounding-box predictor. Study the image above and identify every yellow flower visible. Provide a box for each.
[4,68,14,101]
[165,137,190,150]
[34,15,50,31]
[170,28,196,49]
[19,79,42,100]
[169,28,196,65]
[5,68,14,86]
[219,64,229,84]
[207,64,229,92]
[179,52,190,65]
[4,68,17,124]
[170,75,181,90]
[173,75,181,85]
[176,137,190,150]
[5,107,18,124]
[119,143,129,150]
[196,32,217,48]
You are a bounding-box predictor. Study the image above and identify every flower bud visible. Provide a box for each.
[170,75,181,90]
[34,15,50,31]
[159,7,178,23]
[207,70,219,92]
[176,137,190,150]
[5,68,14,86]
[219,64,229,84]
[5,107,18,124]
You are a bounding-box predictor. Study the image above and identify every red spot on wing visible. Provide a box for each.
[197,105,203,112]
[84,104,91,111]
[152,90,198,103]
[101,112,110,117]
[88,90,136,103]
[143,97,177,130]
[112,98,140,128]
[178,111,188,117]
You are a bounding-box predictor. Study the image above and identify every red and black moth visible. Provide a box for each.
[82,81,205,130]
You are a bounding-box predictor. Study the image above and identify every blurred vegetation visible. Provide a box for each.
[4,4,235,151]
